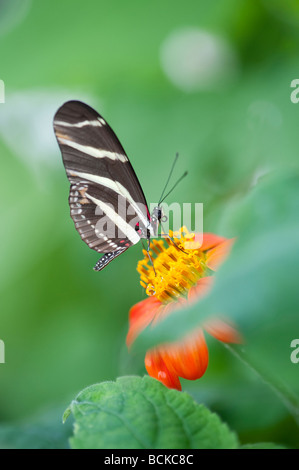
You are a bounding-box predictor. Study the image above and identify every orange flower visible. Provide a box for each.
[126,227,242,391]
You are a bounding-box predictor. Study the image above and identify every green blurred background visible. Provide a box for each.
[0,0,299,448]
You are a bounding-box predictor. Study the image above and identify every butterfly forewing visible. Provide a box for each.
[53,100,150,270]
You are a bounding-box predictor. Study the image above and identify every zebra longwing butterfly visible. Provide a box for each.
[54,100,155,271]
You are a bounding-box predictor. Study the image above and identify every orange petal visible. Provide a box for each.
[145,349,182,390]
[204,318,243,344]
[152,297,187,324]
[126,296,162,348]
[160,329,209,381]
[183,232,227,250]
[188,276,214,302]
[199,233,227,252]
[205,238,235,271]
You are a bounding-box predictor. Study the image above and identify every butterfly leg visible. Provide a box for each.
[147,237,157,277]
[141,231,157,276]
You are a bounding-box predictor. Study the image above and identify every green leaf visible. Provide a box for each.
[62,407,71,425]
[65,376,239,449]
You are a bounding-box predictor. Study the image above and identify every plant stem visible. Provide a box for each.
[224,344,299,428]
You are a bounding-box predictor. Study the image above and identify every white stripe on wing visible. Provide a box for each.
[85,193,140,245]
[55,119,103,128]
[57,137,128,162]
[67,170,149,229]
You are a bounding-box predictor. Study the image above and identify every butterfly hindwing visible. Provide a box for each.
[53,101,150,269]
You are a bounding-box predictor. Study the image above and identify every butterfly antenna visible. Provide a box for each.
[159,171,188,205]
[158,152,179,206]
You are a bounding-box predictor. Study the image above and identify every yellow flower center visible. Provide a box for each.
[137,227,207,302]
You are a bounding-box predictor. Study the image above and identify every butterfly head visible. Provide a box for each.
[151,205,167,224]
[150,205,168,236]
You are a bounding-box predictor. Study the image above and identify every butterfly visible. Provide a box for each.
[54,101,186,271]
[54,101,157,271]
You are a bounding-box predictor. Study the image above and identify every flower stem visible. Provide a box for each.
[224,344,299,428]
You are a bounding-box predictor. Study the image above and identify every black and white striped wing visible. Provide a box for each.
[53,100,150,271]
